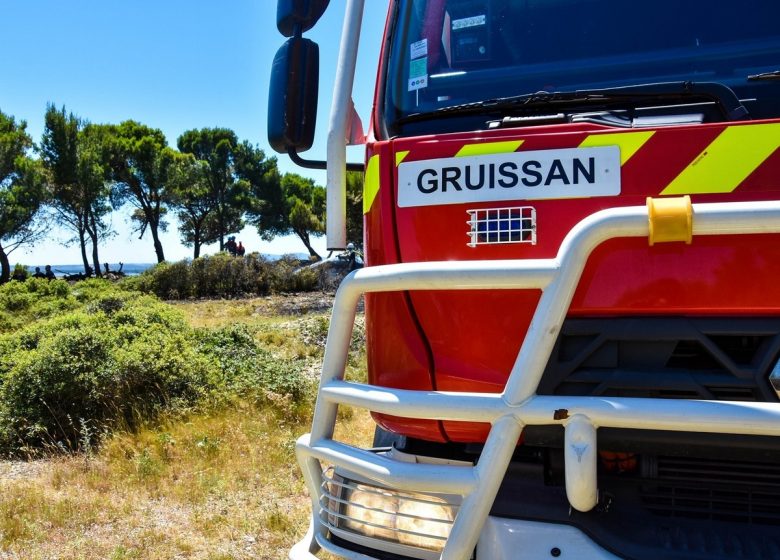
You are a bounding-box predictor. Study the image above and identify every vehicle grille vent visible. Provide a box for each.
[466,206,536,247]
[538,317,780,402]
[640,456,780,526]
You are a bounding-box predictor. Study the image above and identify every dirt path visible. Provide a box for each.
[0,460,48,481]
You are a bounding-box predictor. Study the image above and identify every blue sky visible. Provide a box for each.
[0,1,387,265]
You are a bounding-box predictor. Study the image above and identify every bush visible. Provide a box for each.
[268,256,319,293]
[0,278,77,333]
[0,279,321,453]
[0,292,214,451]
[10,264,29,282]
[131,253,319,300]
[195,323,314,402]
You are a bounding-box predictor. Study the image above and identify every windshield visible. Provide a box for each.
[382,0,780,136]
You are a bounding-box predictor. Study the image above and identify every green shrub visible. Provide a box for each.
[268,256,319,293]
[10,264,29,282]
[0,293,214,451]
[135,260,192,300]
[0,278,78,333]
[131,253,319,300]
[195,324,314,402]
[0,278,318,453]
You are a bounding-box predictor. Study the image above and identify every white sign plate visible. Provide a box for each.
[397,146,621,208]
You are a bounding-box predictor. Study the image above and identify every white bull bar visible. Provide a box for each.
[290,200,780,560]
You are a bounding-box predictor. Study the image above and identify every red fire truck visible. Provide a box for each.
[269,1,780,558]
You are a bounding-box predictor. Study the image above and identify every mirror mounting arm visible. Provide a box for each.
[288,148,364,172]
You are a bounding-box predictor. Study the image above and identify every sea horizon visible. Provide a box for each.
[24,253,311,278]
[25,263,154,277]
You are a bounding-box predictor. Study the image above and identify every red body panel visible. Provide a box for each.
[364,121,780,443]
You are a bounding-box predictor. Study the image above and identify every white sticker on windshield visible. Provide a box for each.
[410,38,428,60]
[408,75,428,91]
[452,15,486,30]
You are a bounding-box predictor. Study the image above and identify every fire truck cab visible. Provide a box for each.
[269,1,780,559]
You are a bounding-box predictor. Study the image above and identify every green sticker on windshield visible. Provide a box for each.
[408,56,428,91]
[410,57,427,79]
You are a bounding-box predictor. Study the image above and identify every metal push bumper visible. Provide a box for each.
[290,199,780,560]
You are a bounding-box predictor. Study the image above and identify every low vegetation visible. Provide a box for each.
[0,276,325,453]
[0,273,372,558]
[126,252,320,300]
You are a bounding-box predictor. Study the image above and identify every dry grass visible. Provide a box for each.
[0,294,374,559]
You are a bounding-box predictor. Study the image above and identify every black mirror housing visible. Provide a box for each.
[276,0,330,37]
[268,37,320,154]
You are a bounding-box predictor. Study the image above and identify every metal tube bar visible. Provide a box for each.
[692,201,780,235]
[321,381,506,422]
[306,439,478,494]
[442,416,524,560]
[326,0,365,249]
[564,415,598,512]
[314,259,556,440]
[340,259,557,292]
[520,395,780,436]
[503,207,650,405]
[293,435,329,559]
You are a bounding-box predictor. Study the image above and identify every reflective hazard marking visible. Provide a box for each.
[578,131,655,165]
[363,155,380,214]
[661,123,780,195]
[456,140,524,158]
[396,150,410,166]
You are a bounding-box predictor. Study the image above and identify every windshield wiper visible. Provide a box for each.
[575,82,749,121]
[397,81,749,124]
[748,70,780,81]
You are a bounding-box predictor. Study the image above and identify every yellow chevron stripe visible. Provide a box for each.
[363,155,380,214]
[455,140,524,157]
[661,123,780,195]
[578,131,655,165]
[396,150,410,166]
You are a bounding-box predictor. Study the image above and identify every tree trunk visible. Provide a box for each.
[79,229,90,274]
[193,228,202,259]
[86,214,101,277]
[0,242,10,284]
[295,229,321,260]
[150,223,165,263]
[145,204,165,263]
[91,238,101,278]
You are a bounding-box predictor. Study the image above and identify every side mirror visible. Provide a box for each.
[276,0,330,37]
[268,37,319,154]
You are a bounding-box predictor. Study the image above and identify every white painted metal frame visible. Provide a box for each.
[325,0,365,250]
[290,200,780,560]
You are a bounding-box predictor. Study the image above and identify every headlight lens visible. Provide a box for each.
[324,471,457,553]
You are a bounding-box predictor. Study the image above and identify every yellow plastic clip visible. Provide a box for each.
[646,196,693,246]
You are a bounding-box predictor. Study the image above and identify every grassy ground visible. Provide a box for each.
[0,294,374,559]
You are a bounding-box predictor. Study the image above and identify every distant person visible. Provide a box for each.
[32,267,46,279]
[44,265,56,280]
[237,241,245,256]
[338,242,363,272]
[104,263,110,274]
[225,236,238,256]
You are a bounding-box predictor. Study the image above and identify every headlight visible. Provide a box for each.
[323,470,457,553]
